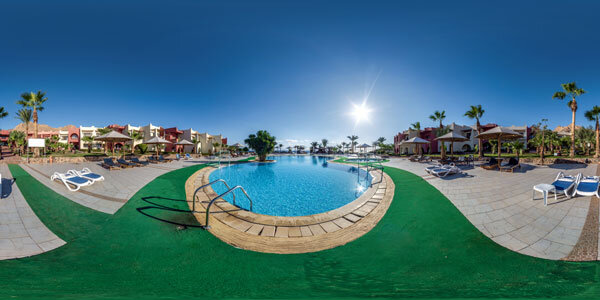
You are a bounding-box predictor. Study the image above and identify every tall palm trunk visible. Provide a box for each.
[570,99,577,157]
[33,108,38,138]
[476,120,483,158]
[595,118,600,158]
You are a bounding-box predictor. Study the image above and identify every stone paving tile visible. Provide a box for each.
[274,226,289,238]
[288,227,302,237]
[308,224,326,235]
[299,226,313,237]
[384,158,597,261]
[0,164,65,260]
[260,225,276,237]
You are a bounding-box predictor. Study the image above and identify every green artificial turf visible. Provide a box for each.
[1,164,599,299]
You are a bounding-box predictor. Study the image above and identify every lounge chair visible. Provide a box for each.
[420,156,432,163]
[128,157,148,166]
[147,156,162,164]
[480,157,499,170]
[50,172,93,192]
[425,163,455,174]
[429,165,461,178]
[158,155,173,163]
[116,158,135,168]
[101,158,121,170]
[499,157,520,173]
[185,153,192,160]
[175,154,182,160]
[409,155,423,162]
[574,176,600,198]
[129,157,149,166]
[550,172,581,199]
[68,168,104,183]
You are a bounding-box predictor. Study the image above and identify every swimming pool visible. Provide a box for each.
[209,156,372,216]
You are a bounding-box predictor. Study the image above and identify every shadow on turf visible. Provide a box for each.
[138,196,246,228]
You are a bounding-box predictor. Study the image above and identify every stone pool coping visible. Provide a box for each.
[185,164,394,254]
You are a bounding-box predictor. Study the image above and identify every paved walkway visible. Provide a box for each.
[20,158,237,214]
[384,158,597,260]
[0,164,65,260]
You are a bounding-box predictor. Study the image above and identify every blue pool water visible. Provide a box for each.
[209,156,372,216]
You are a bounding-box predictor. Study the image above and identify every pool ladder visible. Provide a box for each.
[192,179,253,229]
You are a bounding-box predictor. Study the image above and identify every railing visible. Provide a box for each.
[192,179,235,211]
[191,178,253,229]
[203,186,253,229]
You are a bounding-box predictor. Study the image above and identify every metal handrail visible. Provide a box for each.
[204,185,253,229]
[192,179,236,211]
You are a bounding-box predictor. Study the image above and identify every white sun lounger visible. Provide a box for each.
[429,165,461,178]
[550,172,581,199]
[68,168,105,183]
[574,176,599,198]
[425,163,455,174]
[50,172,93,192]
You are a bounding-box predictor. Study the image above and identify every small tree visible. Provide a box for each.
[137,144,148,154]
[81,136,94,153]
[244,130,276,161]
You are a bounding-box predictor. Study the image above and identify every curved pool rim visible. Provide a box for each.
[208,155,374,217]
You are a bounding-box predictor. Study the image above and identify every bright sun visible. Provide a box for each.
[351,101,372,124]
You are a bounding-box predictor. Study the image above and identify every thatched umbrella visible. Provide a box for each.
[94,130,132,158]
[144,136,172,156]
[475,127,523,159]
[232,143,243,148]
[436,131,469,158]
[401,137,430,156]
[358,143,371,154]
[174,139,194,153]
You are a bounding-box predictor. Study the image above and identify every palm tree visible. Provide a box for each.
[321,139,328,153]
[310,141,319,153]
[585,106,600,158]
[81,136,94,153]
[0,107,7,119]
[507,141,525,159]
[212,142,221,156]
[0,107,7,159]
[16,91,47,138]
[374,137,386,154]
[8,131,26,155]
[130,131,143,154]
[15,108,32,137]
[553,82,586,157]
[347,135,358,153]
[286,146,292,153]
[464,105,485,158]
[411,122,422,155]
[429,110,446,156]
[278,143,283,153]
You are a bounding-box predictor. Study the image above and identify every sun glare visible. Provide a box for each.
[351,101,372,124]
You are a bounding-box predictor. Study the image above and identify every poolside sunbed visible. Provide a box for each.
[550,172,581,199]
[129,157,149,166]
[574,176,600,198]
[429,165,461,178]
[101,158,122,170]
[147,156,162,164]
[50,172,93,192]
[68,168,104,183]
[185,153,192,160]
[480,157,499,170]
[159,155,173,163]
[499,157,520,173]
[425,163,455,174]
[117,158,136,168]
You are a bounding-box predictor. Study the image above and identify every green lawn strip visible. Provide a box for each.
[333,157,390,166]
[0,164,598,299]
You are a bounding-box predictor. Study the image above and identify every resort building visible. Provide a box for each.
[394,123,531,155]
[79,126,103,150]
[164,127,183,152]
[140,123,164,151]
[180,128,224,154]
[0,130,10,146]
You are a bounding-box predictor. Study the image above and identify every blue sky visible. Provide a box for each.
[1,0,600,147]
